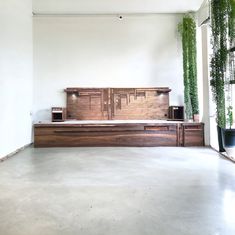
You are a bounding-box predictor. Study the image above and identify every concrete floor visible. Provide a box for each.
[0,147,235,235]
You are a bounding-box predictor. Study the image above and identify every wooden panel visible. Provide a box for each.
[34,132,177,147]
[145,125,177,131]
[65,87,171,120]
[111,89,169,120]
[34,125,145,135]
[34,122,178,147]
[181,123,204,146]
[66,88,108,120]
[34,122,205,148]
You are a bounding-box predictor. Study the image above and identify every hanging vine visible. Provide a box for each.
[210,0,234,128]
[178,14,199,120]
[228,0,235,100]
[228,0,235,42]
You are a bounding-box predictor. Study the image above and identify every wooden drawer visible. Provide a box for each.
[34,122,204,147]
[181,123,204,146]
[34,123,178,147]
[34,125,145,136]
[183,124,203,130]
[145,125,177,131]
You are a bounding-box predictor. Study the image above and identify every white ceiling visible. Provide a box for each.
[33,0,205,14]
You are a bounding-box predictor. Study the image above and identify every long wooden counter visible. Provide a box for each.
[34,120,204,147]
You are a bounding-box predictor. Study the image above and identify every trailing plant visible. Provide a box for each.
[227,0,235,114]
[210,0,230,128]
[178,14,199,120]
[227,106,233,129]
[210,0,235,129]
[228,0,235,42]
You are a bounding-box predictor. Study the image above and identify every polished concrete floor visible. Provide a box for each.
[0,147,235,235]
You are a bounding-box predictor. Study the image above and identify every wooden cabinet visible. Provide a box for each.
[180,123,204,146]
[35,87,205,148]
[34,122,204,147]
[34,122,179,147]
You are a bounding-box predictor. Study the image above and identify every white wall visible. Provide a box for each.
[33,14,184,121]
[32,0,204,14]
[198,24,210,146]
[196,0,211,147]
[0,0,33,158]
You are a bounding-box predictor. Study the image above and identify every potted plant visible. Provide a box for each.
[178,14,199,121]
[222,106,235,159]
[210,0,234,152]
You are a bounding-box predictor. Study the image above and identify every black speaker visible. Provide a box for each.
[169,106,184,120]
[51,107,67,122]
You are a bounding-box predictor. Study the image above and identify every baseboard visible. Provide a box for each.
[210,146,235,163]
[0,143,33,162]
[220,152,235,163]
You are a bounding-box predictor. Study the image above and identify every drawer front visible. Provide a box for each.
[184,131,204,146]
[183,124,204,130]
[34,125,145,136]
[179,123,204,146]
[34,123,204,147]
[145,125,177,131]
[34,125,178,147]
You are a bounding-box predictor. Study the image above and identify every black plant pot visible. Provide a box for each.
[217,125,225,152]
[221,128,235,159]
[221,128,235,148]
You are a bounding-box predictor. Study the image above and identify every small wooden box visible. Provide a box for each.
[169,106,184,120]
[51,107,66,122]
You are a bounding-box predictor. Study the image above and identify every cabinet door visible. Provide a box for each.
[67,88,109,120]
[182,124,204,146]
[111,88,169,120]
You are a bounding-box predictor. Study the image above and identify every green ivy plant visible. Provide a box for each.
[229,0,235,41]
[210,0,235,128]
[178,14,199,120]
[228,0,235,95]
[227,106,233,129]
[210,0,229,128]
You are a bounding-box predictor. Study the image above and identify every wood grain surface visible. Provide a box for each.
[65,87,171,120]
[34,122,204,147]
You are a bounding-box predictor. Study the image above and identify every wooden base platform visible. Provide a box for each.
[34,120,204,147]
